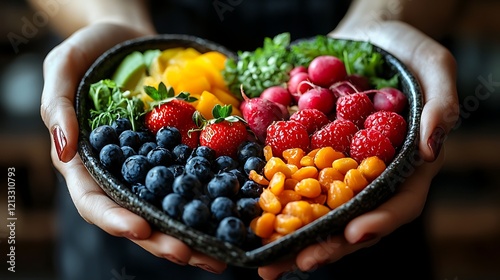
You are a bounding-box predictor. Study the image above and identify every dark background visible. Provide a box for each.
[0,1,499,279]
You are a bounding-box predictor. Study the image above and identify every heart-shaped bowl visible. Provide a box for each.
[76,34,422,268]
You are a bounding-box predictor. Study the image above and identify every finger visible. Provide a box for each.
[188,251,228,274]
[258,257,296,280]
[56,152,152,240]
[131,231,193,266]
[330,22,459,161]
[372,23,458,161]
[40,23,151,162]
[343,147,445,244]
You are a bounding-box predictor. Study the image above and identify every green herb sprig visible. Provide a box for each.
[88,79,144,131]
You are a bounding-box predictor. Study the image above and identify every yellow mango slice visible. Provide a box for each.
[211,87,240,108]
[199,51,227,70]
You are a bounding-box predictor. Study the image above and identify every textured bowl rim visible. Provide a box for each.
[76,34,422,268]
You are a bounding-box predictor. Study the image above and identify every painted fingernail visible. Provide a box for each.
[163,254,187,266]
[428,126,446,160]
[51,125,67,161]
[354,233,377,244]
[194,263,219,274]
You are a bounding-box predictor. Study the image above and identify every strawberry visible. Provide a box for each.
[310,119,358,155]
[289,108,330,135]
[144,82,199,148]
[336,92,374,128]
[265,120,310,157]
[196,105,249,159]
[350,128,395,164]
[364,111,407,148]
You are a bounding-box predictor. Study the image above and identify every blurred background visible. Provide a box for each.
[0,1,499,279]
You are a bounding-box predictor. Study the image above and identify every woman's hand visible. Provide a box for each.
[258,21,459,279]
[40,22,227,274]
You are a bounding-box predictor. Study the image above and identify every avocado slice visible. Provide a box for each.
[112,51,147,91]
[143,49,161,69]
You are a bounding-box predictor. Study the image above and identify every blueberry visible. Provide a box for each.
[228,169,247,188]
[236,198,262,224]
[216,217,246,247]
[240,180,263,198]
[136,129,155,144]
[156,127,182,150]
[172,144,192,164]
[121,146,136,159]
[130,183,145,194]
[112,118,132,136]
[195,194,212,208]
[119,130,141,151]
[192,146,216,162]
[166,164,185,177]
[185,156,214,183]
[99,144,125,174]
[206,172,240,199]
[210,197,237,222]
[137,186,158,205]
[138,142,157,156]
[89,125,118,152]
[145,165,174,197]
[243,156,266,176]
[237,141,263,164]
[244,226,261,250]
[182,200,210,230]
[121,155,150,185]
[147,147,174,167]
[214,156,239,173]
[162,193,187,220]
[173,174,202,199]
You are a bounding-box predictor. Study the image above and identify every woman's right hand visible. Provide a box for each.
[40,22,227,274]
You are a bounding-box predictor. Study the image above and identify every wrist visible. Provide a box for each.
[329,0,405,38]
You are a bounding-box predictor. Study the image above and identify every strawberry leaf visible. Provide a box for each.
[177,92,198,102]
[144,82,174,101]
[212,104,232,119]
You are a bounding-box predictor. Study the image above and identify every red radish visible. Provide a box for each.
[274,102,290,119]
[240,90,288,143]
[308,55,347,87]
[330,81,360,98]
[288,72,313,102]
[298,87,336,115]
[373,87,408,113]
[346,74,371,92]
[289,65,307,77]
[260,85,292,107]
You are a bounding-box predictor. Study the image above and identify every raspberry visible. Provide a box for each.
[364,111,407,148]
[350,129,395,164]
[336,93,374,128]
[310,119,358,155]
[265,120,310,157]
[289,108,330,135]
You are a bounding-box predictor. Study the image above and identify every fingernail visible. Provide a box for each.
[163,254,187,266]
[194,263,219,274]
[428,126,446,160]
[123,232,139,240]
[354,233,377,244]
[52,125,67,161]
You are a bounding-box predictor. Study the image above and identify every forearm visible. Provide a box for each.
[28,0,155,38]
[334,0,459,39]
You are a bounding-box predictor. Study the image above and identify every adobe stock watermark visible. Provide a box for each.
[213,0,244,21]
[453,74,499,129]
[7,0,70,54]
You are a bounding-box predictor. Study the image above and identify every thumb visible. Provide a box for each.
[40,23,153,162]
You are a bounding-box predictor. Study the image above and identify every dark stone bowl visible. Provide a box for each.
[76,34,422,268]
